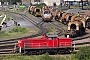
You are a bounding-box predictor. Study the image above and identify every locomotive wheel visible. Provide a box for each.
[23,51,28,55]
[57,49,61,54]
[29,51,33,55]
[29,51,36,55]
[57,51,60,54]
[64,49,71,54]
[54,50,57,54]
[36,50,42,55]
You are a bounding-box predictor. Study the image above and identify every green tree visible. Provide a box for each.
[2,0,21,4]
[75,47,90,60]
[11,0,21,4]
[33,3,46,8]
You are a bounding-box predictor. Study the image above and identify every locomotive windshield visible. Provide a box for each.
[44,11,50,14]
[46,34,58,40]
[49,37,57,40]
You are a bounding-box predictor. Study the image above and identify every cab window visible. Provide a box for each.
[49,37,56,40]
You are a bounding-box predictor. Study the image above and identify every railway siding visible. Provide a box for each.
[0,8,90,55]
[0,10,49,54]
[73,38,90,45]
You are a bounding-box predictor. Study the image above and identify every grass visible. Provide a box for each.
[0,53,72,60]
[0,11,4,14]
[0,11,40,40]
[0,55,37,60]
[0,27,39,40]
[8,8,26,13]
[6,14,13,21]
[0,47,90,60]
[47,25,61,35]
[0,11,14,21]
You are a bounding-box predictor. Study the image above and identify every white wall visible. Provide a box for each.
[44,0,60,6]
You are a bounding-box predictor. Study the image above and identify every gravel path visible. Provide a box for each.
[1,12,37,31]
[66,8,86,13]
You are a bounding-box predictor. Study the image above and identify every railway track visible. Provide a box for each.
[25,10,90,53]
[0,10,90,55]
[0,41,17,54]
[37,17,90,51]
[37,17,65,36]
[0,11,48,54]
[48,22,64,36]
[37,16,90,48]
[52,19,90,40]
[55,21,90,41]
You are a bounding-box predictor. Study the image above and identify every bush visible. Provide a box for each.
[33,3,47,8]
[9,27,28,33]
[70,54,79,60]
[39,53,54,60]
[0,31,8,37]
[6,15,12,21]
[75,47,90,60]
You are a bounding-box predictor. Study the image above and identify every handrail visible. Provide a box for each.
[0,14,6,26]
[59,42,72,47]
[24,42,48,48]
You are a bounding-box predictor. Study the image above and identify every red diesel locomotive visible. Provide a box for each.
[17,34,73,54]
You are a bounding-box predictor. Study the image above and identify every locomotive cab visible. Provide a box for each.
[43,34,58,40]
[46,34,58,40]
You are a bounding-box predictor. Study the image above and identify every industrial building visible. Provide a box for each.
[21,0,63,6]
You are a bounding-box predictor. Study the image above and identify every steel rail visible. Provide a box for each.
[0,11,48,54]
